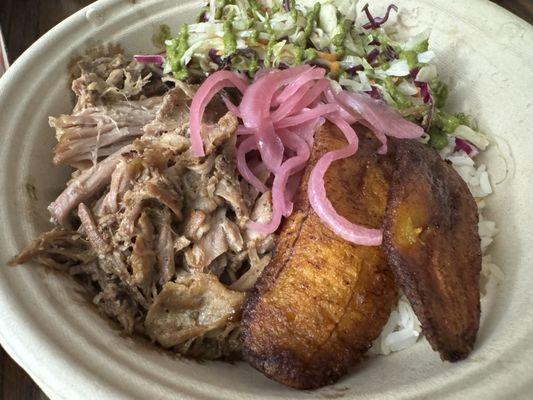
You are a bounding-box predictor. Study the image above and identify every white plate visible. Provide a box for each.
[0,1,532,399]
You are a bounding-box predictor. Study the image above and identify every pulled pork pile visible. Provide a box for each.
[10,45,274,360]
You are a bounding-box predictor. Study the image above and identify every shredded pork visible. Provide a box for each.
[10,47,274,360]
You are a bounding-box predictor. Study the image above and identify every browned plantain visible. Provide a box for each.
[383,139,481,362]
[242,125,398,389]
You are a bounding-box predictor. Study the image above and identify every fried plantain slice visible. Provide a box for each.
[383,139,481,361]
[242,125,398,389]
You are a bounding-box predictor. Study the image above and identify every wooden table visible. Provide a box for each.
[0,0,531,398]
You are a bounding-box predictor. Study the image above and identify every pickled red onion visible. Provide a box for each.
[290,117,325,148]
[275,104,338,128]
[222,96,241,117]
[189,71,248,157]
[189,66,424,245]
[249,131,312,233]
[308,114,383,245]
[272,67,326,107]
[237,136,268,193]
[271,81,315,122]
[256,120,285,172]
[336,91,424,139]
[272,79,330,122]
[324,89,360,124]
[237,126,254,135]
[239,65,309,128]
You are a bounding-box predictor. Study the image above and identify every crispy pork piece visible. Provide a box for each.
[242,125,398,389]
[383,139,481,361]
[145,272,245,359]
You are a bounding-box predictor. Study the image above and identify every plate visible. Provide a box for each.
[0,1,532,399]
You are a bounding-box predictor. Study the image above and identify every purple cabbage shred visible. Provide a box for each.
[419,82,432,104]
[361,3,398,29]
[409,67,420,80]
[209,48,259,71]
[345,64,364,75]
[383,45,397,61]
[366,86,381,99]
[365,48,380,63]
[199,11,209,22]
[283,0,290,12]
[419,83,434,131]
[455,138,474,154]
[209,49,224,65]
[133,54,166,65]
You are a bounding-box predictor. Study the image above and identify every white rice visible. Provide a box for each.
[371,137,502,356]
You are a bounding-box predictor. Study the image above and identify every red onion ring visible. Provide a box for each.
[308,113,383,245]
[190,71,248,157]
